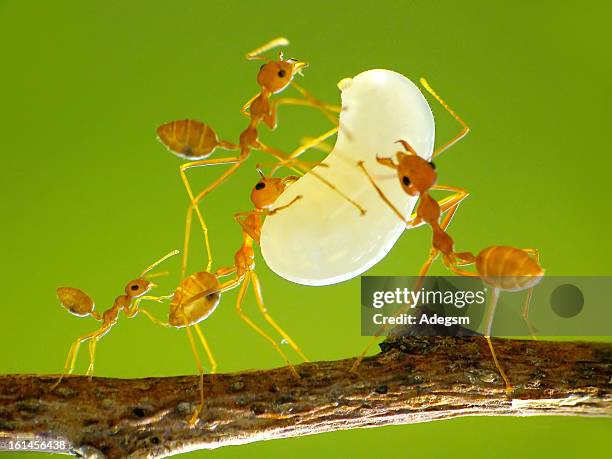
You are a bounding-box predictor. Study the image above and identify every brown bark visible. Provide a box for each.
[1,336,611,458]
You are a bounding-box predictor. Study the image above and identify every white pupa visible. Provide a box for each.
[260,69,435,286]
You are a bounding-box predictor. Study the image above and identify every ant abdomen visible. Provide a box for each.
[157,119,223,160]
[57,287,95,317]
[168,272,221,327]
[476,246,544,291]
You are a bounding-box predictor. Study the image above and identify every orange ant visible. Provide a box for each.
[157,37,363,278]
[355,139,544,392]
[136,268,225,427]
[143,166,308,426]
[52,250,178,389]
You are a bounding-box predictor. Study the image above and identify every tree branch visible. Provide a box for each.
[1,336,611,458]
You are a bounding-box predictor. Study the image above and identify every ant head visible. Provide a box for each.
[257,57,307,94]
[125,278,154,298]
[250,168,298,209]
[396,153,437,196]
[393,140,437,196]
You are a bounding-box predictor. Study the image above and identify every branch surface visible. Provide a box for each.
[1,336,611,458]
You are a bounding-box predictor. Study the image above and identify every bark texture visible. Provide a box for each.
[1,336,611,458]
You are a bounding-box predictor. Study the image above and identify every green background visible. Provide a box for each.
[1,1,611,458]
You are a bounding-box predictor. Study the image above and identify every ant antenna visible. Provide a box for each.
[140,249,180,277]
[144,270,170,280]
[246,37,290,61]
[256,165,266,179]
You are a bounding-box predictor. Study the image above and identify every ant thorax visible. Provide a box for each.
[417,193,442,225]
[249,94,271,119]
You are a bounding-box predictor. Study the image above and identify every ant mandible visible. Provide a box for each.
[52,250,178,389]
[157,37,363,278]
[355,139,544,392]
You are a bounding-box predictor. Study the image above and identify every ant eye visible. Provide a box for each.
[255,182,266,190]
[429,161,436,170]
[402,176,411,186]
[130,284,139,291]
[277,69,286,78]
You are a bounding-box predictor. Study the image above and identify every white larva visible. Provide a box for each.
[260,69,435,286]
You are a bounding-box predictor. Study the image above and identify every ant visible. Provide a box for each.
[52,250,178,389]
[53,248,225,426]
[355,138,544,392]
[143,166,308,426]
[157,37,363,278]
[137,268,225,427]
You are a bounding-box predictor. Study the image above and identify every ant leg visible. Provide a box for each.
[250,271,309,362]
[182,317,205,427]
[291,81,342,119]
[299,136,333,154]
[454,252,476,266]
[269,126,338,175]
[274,95,340,127]
[52,325,112,389]
[140,308,170,327]
[234,211,262,242]
[521,287,539,340]
[519,248,540,340]
[235,273,300,379]
[182,205,195,279]
[252,141,304,174]
[180,156,244,273]
[419,78,470,159]
[289,127,338,163]
[419,248,441,277]
[446,264,480,277]
[257,158,328,172]
[240,93,259,118]
[140,294,174,303]
[234,196,301,222]
[522,252,541,334]
[259,142,366,215]
[357,160,409,224]
[86,337,99,379]
[432,185,470,222]
[274,80,341,127]
[194,324,217,374]
[181,276,243,309]
[84,323,115,379]
[483,288,513,393]
[215,266,237,277]
[52,340,80,389]
[125,294,173,318]
[267,196,303,214]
